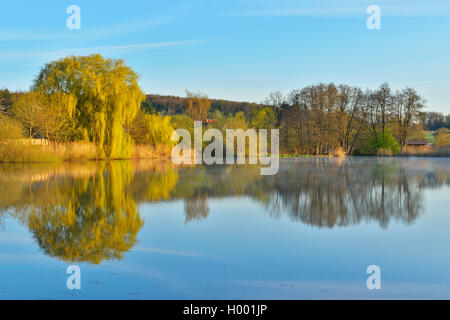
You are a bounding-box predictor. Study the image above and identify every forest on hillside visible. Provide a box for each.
[144,92,450,132]
[144,94,268,117]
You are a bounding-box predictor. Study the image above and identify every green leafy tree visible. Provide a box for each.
[170,114,194,137]
[0,89,13,114]
[225,112,248,130]
[372,128,400,154]
[251,107,276,130]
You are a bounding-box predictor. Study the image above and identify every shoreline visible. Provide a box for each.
[2,153,450,165]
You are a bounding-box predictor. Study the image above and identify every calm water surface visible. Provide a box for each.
[0,157,449,299]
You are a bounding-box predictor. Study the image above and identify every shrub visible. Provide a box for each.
[435,128,450,147]
[0,116,24,140]
[372,129,400,155]
[130,112,174,146]
[170,114,194,132]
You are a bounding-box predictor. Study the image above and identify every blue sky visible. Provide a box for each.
[0,0,449,112]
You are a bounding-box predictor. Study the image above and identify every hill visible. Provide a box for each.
[144,94,269,117]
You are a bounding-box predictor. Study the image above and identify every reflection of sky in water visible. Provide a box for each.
[0,158,449,299]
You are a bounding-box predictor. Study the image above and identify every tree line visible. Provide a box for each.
[0,55,173,161]
[1,54,449,160]
[272,83,427,155]
[175,83,429,155]
[141,83,449,155]
[421,112,450,131]
[144,93,267,117]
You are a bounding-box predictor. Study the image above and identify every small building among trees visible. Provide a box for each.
[405,140,431,153]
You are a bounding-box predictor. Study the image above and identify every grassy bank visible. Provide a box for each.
[398,147,450,157]
[2,141,450,164]
[0,142,61,163]
[0,141,172,163]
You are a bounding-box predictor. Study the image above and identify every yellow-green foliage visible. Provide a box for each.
[435,128,450,147]
[33,54,145,159]
[215,111,248,130]
[229,112,248,129]
[10,91,42,138]
[140,169,178,201]
[0,143,60,163]
[21,162,144,264]
[130,111,174,146]
[44,92,77,141]
[0,116,60,163]
[171,114,194,131]
[251,107,276,130]
[12,91,77,141]
[0,115,23,140]
[0,161,186,262]
[170,114,194,140]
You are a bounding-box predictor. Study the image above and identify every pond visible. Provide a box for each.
[0,157,449,299]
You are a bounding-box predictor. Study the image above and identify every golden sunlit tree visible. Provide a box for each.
[12,91,77,142]
[435,128,450,147]
[40,92,77,142]
[129,111,174,146]
[33,54,145,158]
[11,91,44,138]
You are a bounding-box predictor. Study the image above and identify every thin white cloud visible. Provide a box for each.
[47,39,207,56]
[235,3,450,17]
[0,0,192,43]
[0,15,179,42]
[0,39,209,62]
[236,6,363,17]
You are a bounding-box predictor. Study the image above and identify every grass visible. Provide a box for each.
[0,140,174,163]
[0,142,61,163]
[132,144,172,159]
[43,142,98,161]
[376,148,394,156]
[2,139,450,164]
[280,147,347,158]
[424,131,436,144]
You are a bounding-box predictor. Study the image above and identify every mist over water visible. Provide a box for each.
[0,157,449,299]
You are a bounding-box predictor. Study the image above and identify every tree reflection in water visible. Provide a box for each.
[259,158,422,228]
[0,157,449,263]
[2,162,144,264]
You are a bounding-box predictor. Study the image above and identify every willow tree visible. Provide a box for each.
[33,54,144,158]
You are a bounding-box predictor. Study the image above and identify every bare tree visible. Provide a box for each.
[185,90,211,121]
[394,88,426,150]
[374,83,394,137]
[264,91,285,127]
[11,91,44,138]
